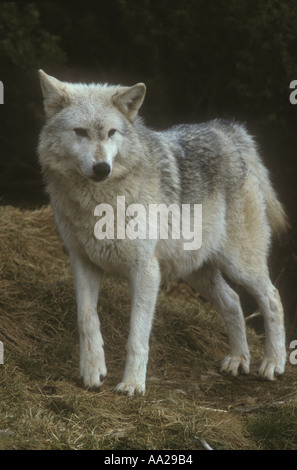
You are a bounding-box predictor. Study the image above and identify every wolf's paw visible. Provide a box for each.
[258,357,285,381]
[81,366,107,389]
[114,381,145,397]
[80,357,107,389]
[220,354,250,376]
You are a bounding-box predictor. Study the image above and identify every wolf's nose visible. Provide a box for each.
[92,162,111,181]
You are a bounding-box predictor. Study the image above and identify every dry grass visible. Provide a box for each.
[0,205,297,450]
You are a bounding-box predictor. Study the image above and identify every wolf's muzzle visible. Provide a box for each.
[92,162,111,181]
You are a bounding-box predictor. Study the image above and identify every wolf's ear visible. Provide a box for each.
[38,70,69,118]
[112,83,146,121]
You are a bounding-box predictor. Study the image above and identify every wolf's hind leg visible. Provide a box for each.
[257,281,286,379]
[186,265,250,376]
[218,170,286,380]
[220,257,286,380]
[235,272,285,379]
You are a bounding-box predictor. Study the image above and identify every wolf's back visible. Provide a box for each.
[171,119,289,236]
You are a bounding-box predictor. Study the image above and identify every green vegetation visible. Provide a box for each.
[1,1,297,207]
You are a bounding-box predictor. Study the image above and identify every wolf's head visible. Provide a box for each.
[38,70,146,182]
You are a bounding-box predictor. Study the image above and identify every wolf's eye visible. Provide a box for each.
[74,128,88,137]
[108,129,116,138]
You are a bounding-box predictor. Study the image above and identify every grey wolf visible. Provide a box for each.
[38,70,288,395]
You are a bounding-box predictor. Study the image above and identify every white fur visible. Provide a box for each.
[38,70,287,395]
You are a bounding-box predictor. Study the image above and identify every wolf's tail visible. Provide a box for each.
[234,122,289,237]
[230,121,289,237]
[249,144,289,236]
[262,178,289,236]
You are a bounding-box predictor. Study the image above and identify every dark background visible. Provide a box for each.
[0,1,296,335]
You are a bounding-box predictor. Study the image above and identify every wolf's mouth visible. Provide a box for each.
[91,175,109,182]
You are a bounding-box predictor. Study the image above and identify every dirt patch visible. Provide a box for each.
[0,205,296,450]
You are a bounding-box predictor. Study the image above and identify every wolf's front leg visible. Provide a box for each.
[70,252,106,388]
[114,257,160,396]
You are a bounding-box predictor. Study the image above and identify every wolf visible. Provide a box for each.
[38,70,288,396]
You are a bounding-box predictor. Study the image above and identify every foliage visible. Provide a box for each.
[0,3,65,71]
[1,1,297,206]
[0,3,65,205]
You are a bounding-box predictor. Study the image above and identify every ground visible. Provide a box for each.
[0,205,296,450]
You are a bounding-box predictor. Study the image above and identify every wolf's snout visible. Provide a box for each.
[92,162,111,181]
